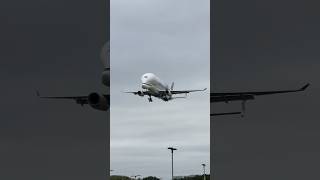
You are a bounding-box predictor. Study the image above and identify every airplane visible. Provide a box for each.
[125,73,207,102]
[211,83,310,117]
[37,42,110,111]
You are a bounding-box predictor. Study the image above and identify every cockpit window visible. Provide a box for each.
[144,76,148,78]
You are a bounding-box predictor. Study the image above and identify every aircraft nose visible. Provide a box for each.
[141,73,150,83]
[141,77,147,84]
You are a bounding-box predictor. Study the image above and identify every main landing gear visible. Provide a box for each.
[148,96,153,102]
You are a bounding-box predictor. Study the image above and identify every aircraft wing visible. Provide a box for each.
[36,91,93,105]
[211,83,310,102]
[170,88,207,94]
[123,91,152,95]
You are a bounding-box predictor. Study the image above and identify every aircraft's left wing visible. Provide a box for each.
[123,91,152,96]
[37,91,110,111]
[36,91,89,105]
[170,88,207,94]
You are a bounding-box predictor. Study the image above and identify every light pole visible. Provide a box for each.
[201,164,206,180]
[131,175,141,180]
[168,147,177,180]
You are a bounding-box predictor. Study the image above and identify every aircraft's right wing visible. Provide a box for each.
[211,83,310,102]
[211,83,310,117]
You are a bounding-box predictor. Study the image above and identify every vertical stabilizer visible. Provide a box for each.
[171,82,174,90]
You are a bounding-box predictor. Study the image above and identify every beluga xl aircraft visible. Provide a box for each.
[125,73,207,102]
[211,83,310,117]
[37,42,110,111]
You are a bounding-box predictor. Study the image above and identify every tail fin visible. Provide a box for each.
[171,82,174,90]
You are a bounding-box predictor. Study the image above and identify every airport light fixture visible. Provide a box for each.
[108,169,114,176]
[131,174,141,180]
[168,147,178,180]
[201,164,206,180]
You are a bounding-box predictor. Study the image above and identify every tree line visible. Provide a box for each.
[110,174,210,180]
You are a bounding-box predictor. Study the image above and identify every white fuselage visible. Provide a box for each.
[140,73,171,100]
[101,42,110,87]
[102,68,109,86]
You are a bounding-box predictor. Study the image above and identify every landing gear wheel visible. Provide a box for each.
[148,96,153,102]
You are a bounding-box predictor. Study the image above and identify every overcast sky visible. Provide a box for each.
[110,0,210,179]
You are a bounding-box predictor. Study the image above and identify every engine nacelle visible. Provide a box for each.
[88,93,109,111]
[163,89,172,101]
[165,89,172,95]
[137,91,144,97]
[163,94,172,101]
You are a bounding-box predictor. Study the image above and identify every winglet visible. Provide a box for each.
[203,88,207,91]
[300,83,310,91]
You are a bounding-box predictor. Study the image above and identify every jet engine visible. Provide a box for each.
[163,94,172,101]
[165,89,172,95]
[162,89,171,101]
[162,89,172,101]
[88,93,109,111]
[137,91,144,97]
